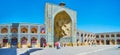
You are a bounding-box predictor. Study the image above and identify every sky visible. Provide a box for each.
[0,0,120,33]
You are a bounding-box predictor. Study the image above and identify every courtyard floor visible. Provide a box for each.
[0,45,119,55]
[26,45,120,55]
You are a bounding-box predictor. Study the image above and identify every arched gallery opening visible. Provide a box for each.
[21,27,28,33]
[106,40,110,45]
[31,37,37,47]
[96,40,100,45]
[11,37,18,47]
[1,28,8,33]
[40,37,46,47]
[11,28,18,33]
[117,39,120,45]
[2,37,8,47]
[111,39,115,45]
[31,28,37,33]
[101,40,104,45]
[21,37,28,48]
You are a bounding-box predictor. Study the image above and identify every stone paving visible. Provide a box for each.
[1,45,118,55]
[88,46,120,55]
[29,45,119,55]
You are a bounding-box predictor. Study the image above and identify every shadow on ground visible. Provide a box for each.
[118,46,120,48]
[0,48,17,55]
[20,48,43,55]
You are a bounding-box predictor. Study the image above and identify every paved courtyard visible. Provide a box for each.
[25,45,119,55]
[88,46,120,55]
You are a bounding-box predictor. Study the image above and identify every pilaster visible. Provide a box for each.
[114,33,117,45]
[18,25,21,48]
[99,34,102,45]
[27,25,31,48]
[104,34,106,45]
[8,25,11,48]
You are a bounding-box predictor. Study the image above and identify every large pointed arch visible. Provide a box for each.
[53,9,73,21]
[54,11,72,42]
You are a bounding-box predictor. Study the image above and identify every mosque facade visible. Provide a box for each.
[0,3,120,48]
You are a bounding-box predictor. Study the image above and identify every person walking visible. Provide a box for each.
[55,41,61,49]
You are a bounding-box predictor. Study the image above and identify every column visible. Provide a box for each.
[109,34,112,45]
[104,34,106,45]
[28,25,31,48]
[8,25,11,47]
[114,33,117,45]
[18,25,21,48]
[99,34,101,45]
[83,33,85,45]
[71,35,76,46]
[86,34,88,45]
[79,33,82,45]
[51,18,54,47]
[94,35,96,45]
[37,26,40,47]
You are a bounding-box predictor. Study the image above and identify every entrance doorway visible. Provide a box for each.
[21,37,27,48]
[3,37,8,47]
[106,40,110,45]
[11,37,18,47]
[111,40,115,45]
[96,40,99,45]
[31,37,37,48]
[101,40,104,45]
[40,37,46,47]
[117,39,120,45]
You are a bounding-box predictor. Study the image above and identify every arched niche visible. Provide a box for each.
[54,11,72,42]
[31,28,37,33]
[11,28,18,33]
[1,28,8,33]
[21,27,28,33]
